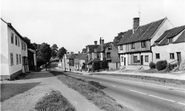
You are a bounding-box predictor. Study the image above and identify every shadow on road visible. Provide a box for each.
[88,81,107,90]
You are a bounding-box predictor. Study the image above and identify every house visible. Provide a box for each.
[104,36,122,70]
[28,48,37,71]
[118,17,173,69]
[1,18,29,80]
[74,53,87,70]
[152,25,185,66]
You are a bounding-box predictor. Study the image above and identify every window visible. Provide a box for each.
[10,53,14,66]
[170,53,174,59]
[134,56,137,63]
[107,52,111,58]
[22,42,24,50]
[121,56,124,62]
[156,53,160,59]
[169,38,173,43]
[16,54,18,64]
[145,55,149,62]
[131,43,135,49]
[120,45,123,50]
[19,54,21,64]
[25,44,26,50]
[108,45,112,50]
[18,38,20,47]
[15,36,18,45]
[141,41,146,48]
[11,33,14,44]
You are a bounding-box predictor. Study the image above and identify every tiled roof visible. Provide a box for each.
[174,30,185,43]
[155,25,185,45]
[117,30,133,45]
[118,18,166,45]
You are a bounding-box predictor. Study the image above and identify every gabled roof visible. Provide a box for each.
[155,25,185,45]
[118,18,166,45]
[86,45,99,53]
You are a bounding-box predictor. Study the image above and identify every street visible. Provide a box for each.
[67,72,185,111]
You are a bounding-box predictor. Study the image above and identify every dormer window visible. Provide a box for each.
[169,38,173,43]
[108,45,112,50]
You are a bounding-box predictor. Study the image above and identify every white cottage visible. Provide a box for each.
[152,25,185,65]
[1,18,29,80]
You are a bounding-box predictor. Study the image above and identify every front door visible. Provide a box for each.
[124,57,126,66]
[140,55,143,65]
[177,52,181,66]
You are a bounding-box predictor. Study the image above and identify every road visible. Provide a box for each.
[66,72,185,111]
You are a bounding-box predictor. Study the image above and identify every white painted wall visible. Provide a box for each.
[0,20,9,76]
[152,43,185,63]
[141,52,152,65]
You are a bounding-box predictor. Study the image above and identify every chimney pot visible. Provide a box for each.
[94,41,97,45]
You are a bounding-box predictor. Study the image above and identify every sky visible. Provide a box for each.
[1,0,185,53]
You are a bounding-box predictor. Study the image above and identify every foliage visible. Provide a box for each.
[149,62,156,69]
[36,43,52,67]
[51,44,58,58]
[57,47,67,59]
[35,90,76,111]
[179,59,185,71]
[156,60,167,71]
[23,37,35,49]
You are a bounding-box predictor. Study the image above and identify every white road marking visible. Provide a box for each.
[129,89,146,95]
[148,94,175,102]
[177,102,185,106]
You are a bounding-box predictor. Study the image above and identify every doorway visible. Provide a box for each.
[176,52,181,66]
[140,55,143,65]
[124,57,126,66]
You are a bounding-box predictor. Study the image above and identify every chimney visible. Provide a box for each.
[101,39,104,45]
[99,37,102,45]
[94,41,97,45]
[133,17,140,33]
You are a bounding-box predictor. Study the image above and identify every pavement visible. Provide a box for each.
[68,73,185,111]
[1,70,102,111]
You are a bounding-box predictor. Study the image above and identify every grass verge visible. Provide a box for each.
[51,71,132,111]
[35,90,76,111]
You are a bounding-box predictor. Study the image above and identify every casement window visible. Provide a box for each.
[156,53,160,59]
[170,53,174,59]
[25,44,26,50]
[16,54,19,64]
[141,41,146,48]
[22,42,24,50]
[11,33,14,44]
[19,54,21,64]
[10,53,14,66]
[131,43,135,49]
[120,45,123,50]
[15,36,18,45]
[145,55,149,62]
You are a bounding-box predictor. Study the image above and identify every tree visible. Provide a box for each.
[23,37,35,49]
[51,44,58,58]
[36,43,52,67]
[57,47,67,59]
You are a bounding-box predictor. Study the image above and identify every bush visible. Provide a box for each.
[156,60,167,71]
[179,59,185,71]
[149,62,156,69]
